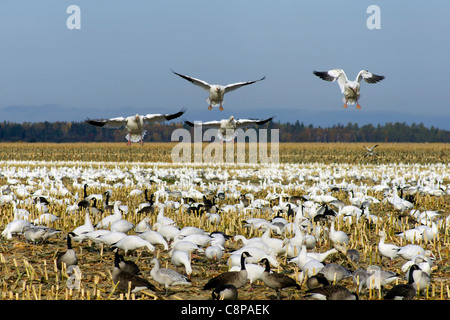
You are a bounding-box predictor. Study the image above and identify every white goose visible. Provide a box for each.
[172,70,265,111]
[313,69,384,109]
[170,250,193,278]
[113,235,155,254]
[378,230,400,266]
[184,115,274,142]
[85,109,185,146]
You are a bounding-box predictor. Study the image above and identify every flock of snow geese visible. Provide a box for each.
[84,68,384,145]
[1,160,448,300]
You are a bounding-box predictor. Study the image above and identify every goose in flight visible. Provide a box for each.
[363,144,379,157]
[172,70,265,111]
[313,69,384,109]
[184,115,274,142]
[85,109,186,146]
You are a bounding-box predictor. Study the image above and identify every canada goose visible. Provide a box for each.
[383,264,420,300]
[89,198,103,216]
[211,284,238,300]
[172,70,265,111]
[305,284,358,300]
[114,249,140,275]
[56,232,78,271]
[259,258,300,300]
[150,258,192,296]
[306,272,330,290]
[203,251,252,290]
[103,190,114,213]
[77,184,90,210]
[112,251,156,294]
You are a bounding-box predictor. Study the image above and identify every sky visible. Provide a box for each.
[0,0,449,130]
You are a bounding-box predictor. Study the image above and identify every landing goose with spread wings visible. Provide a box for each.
[185,115,274,142]
[313,69,384,109]
[85,109,186,146]
[172,70,265,111]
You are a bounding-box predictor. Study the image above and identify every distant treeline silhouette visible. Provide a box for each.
[0,120,448,143]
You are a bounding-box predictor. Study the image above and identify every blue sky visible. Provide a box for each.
[0,1,449,129]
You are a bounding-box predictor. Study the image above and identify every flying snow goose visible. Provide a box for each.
[85,108,186,146]
[184,115,274,142]
[172,70,265,111]
[313,69,384,109]
[363,144,379,157]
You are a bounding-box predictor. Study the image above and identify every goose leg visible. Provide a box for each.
[356,101,362,109]
[208,105,213,111]
[219,104,224,111]
[343,99,348,108]
[127,139,132,147]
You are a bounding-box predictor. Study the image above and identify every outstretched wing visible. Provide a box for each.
[143,108,186,124]
[224,76,266,94]
[184,119,223,129]
[85,117,127,129]
[313,69,348,93]
[357,70,385,84]
[235,116,275,128]
[172,70,211,91]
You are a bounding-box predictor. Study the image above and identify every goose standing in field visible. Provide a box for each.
[113,235,155,255]
[211,284,238,300]
[150,258,192,296]
[184,115,274,142]
[313,69,384,109]
[383,264,420,300]
[378,230,400,266]
[94,201,123,229]
[77,184,90,210]
[170,250,193,278]
[112,251,156,294]
[259,258,300,300]
[2,219,33,240]
[329,221,349,246]
[306,272,330,290]
[172,70,265,111]
[138,230,169,251]
[305,284,358,300]
[203,251,252,290]
[319,263,353,283]
[56,232,78,271]
[85,108,186,146]
[71,211,94,242]
[114,249,141,275]
[366,265,400,290]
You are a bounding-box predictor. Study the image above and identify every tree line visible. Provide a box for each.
[0,120,448,143]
